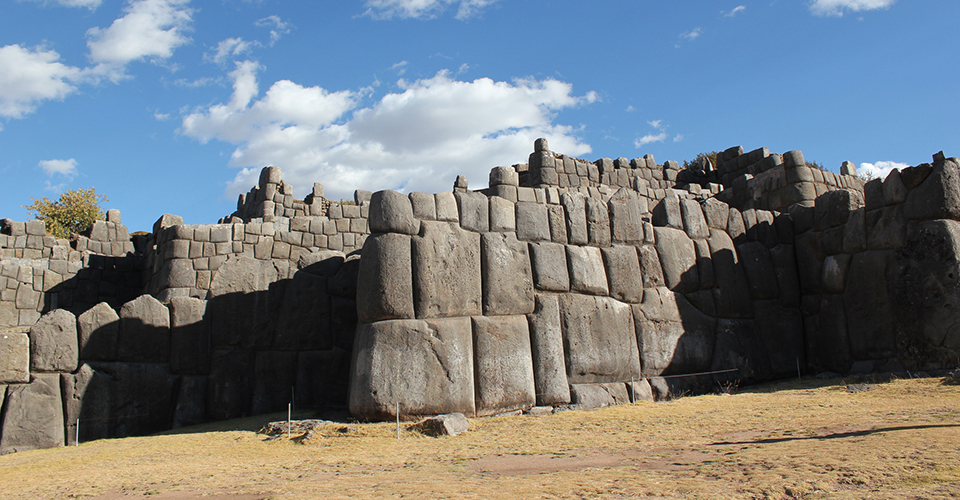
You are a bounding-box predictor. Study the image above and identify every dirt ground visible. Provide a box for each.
[1,375,958,499]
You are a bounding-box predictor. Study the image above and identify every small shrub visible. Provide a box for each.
[23,187,107,239]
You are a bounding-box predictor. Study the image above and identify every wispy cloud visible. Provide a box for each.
[635,120,670,148]
[38,158,78,179]
[206,37,256,66]
[809,0,895,17]
[673,134,683,143]
[390,60,409,75]
[255,15,292,45]
[724,5,746,17]
[25,0,102,10]
[363,0,499,20]
[681,27,702,41]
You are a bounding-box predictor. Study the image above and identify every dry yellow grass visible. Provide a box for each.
[1,376,958,499]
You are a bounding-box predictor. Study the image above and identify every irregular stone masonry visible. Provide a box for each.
[0,140,957,454]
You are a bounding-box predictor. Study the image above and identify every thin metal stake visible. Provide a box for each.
[797,358,802,381]
[631,377,636,404]
[396,402,400,440]
[287,403,291,437]
[76,418,80,446]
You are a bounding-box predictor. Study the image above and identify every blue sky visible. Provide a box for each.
[1,0,957,232]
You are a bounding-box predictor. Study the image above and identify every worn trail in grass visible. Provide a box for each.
[1,377,958,499]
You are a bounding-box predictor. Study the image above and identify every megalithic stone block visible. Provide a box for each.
[653,226,699,293]
[481,232,534,316]
[77,302,119,361]
[1,374,64,454]
[349,318,475,420]
[527,294,570,406]
[117,294,170,363]
[559,294,641,384]
[472,315,536,417]
[369,190,419,235]
[30,309,78,373]
[561,192,588,245]
[357,233,415,323]
[601,245,643,304]
[412,221,481,319]
[0,332,29,383]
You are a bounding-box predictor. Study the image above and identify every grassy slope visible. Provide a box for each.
[0,376,958,499]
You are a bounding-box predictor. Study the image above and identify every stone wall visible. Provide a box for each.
[1,139,957,455]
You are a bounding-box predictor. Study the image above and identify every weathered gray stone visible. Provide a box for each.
[635,288,715,377]
[608,188,642,245]
[435,192,459,222]
[357,233,415,323]
[736,242,779,300]
[207,350,255,420]
[547,204,568,244]
[207,255,281,348]
[753,300,805,378]
[251,350,298,415]
[843,208,867,254]
[882,168,907,205]
[566,245,609,296]
[168,297,211,375]
[528,242,570,292]
[408,412,470,436]
[900,163,932,190]
[409,192,437,221]
[1,374,63,453]
[601,245,643,303]
[701,198,729,230]
[679,198,709,240]
[77,302,120,361]
[172,375,207,429]
[527,294,570,406]
[904,159,960,221]
[559,294,641,384]
[694,239,714,290]
[489,166,519,187]
[727,208,746,242]
[73,362,179,439]
[708,229,753,318]
[455,191,489,233]
[412,222,481,318]
[30,309,78,373]
[653,226,699,293]
[0,333,29,383]
[769,245,801,308]
[810,295,852,374]
[711,319,772,383]
[638,245,665,289]
[866,205,906,250]
[515,202,550,242]
[561,192,588,245]
[652,195,682,229]
[568,383,630,409]
[488,196,516,232]
[794,231,824,294]
[815,189,864,231]
[844,250,897,360]
[821,254,851,294]
[117,294,170,363]
[370,190,419,235]
[891,220,960,368]
[481,232,534,316]
[472,315,534,417]
[295,348,351,409]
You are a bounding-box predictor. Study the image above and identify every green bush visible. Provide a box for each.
[23,187,107,239]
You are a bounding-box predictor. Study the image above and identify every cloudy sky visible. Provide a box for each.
[1,0,957,231]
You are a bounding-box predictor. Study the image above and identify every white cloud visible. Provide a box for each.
[254,15,292,46]
[38,158,78,178]
[634,119,669,148]
[858,160,909,181]
[809,0,895,16]
[86,0,193,77]
[725,5,746,17]
[390,60,409,76]
[0,44,81,120]
[673,134,683,142]
[207,37,256,66]
[26,0,102,9]
[181,64,594,202]
[154,111,170,120]
[625,105,635,112]
[680,27,702,41]
[363,0,498,20]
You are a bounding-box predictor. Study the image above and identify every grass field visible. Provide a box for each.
[0,375,958,499]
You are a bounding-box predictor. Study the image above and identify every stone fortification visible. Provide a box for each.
[0,139,957,454]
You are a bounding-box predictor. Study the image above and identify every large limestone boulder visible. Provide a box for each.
[892,219,960,368]
[117,294,170,362]
[0,332,29,383]
[350,318,475,420]
[634,288,715,377]
[168,297,211,375]
[569,383,631,409]
[207,350,255,421]
[529,242,570,292]
[844,250,897,361]
[1,374,64,454]
[272,272,331,351]
[566,245,609,296]
[608,188,643,245]
[601,245,643,303]
[296,348,351,409]
[904,158,960,221]
[708,229,753,318]
[356,233,415,323]
[559,294,641,384]
[207,256,282,348]
[561,192,588,245]
[711,319,772,383]
[412,221,481,318]
[77,302,119,361]
[481,232,534,316]
[369,190,419,235]
[472,315,536,416]
[654,226,699,293]
[30,309,78,373]
[251,351,298,415]
[527,294,570,406]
